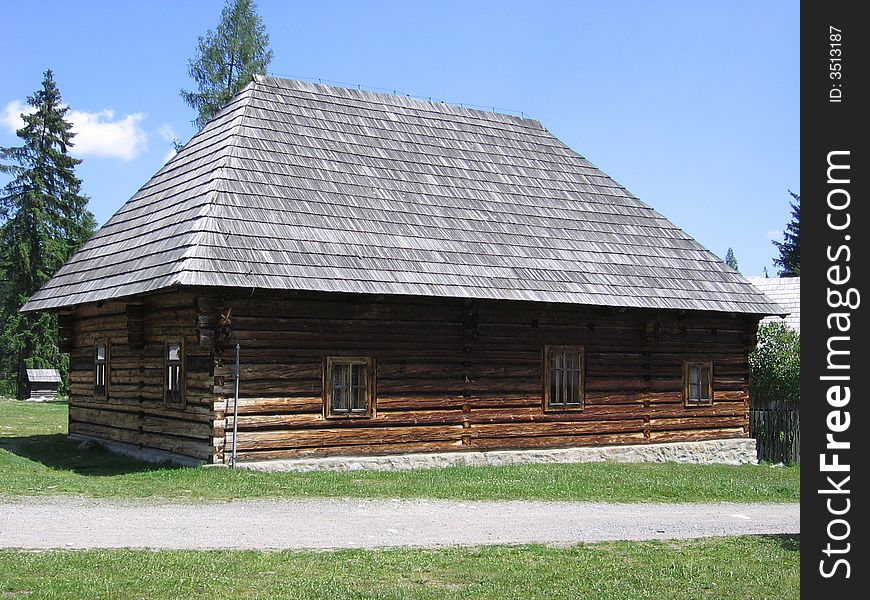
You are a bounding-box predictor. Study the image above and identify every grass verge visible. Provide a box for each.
[0,398,799,502]
[0,536,799,600]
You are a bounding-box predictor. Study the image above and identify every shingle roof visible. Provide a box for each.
[747,277,800,332]
[25,369,62,383]
[22,76,781,315]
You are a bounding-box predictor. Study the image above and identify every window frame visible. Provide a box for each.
[542,345,585,412]
[94,340,109,398]
[164,339,186,408]
[323,356,375,419]
[683,361,713,407]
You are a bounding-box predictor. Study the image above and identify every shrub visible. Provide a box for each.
[749,321,800,407]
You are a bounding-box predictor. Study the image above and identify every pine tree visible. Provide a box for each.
[0,70,96,397]
[724,247,739,273]
[772,191,800,277]
[180,0,273,130]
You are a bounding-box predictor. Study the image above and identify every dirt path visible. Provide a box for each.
[1,497,799,550]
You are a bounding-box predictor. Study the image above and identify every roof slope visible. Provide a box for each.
[23,76,779,314]
[747,277,800,332]
[25,369,62,383]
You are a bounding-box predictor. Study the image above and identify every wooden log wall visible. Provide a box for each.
[209,289,758,463]
[68,291,216,461]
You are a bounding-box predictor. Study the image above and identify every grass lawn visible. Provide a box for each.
[0,397,800,502]
[0,536,799,599]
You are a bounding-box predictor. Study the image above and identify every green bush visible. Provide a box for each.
[749,322,800,407]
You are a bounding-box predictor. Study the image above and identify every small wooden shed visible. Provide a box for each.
[24,369,62,401]
[21,77,783,464]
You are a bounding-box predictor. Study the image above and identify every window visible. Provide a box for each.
[543,345,584,410]
[164,341,185,407]
[684,361,713,406]
[94,341,108,397]
[324,357,374,418]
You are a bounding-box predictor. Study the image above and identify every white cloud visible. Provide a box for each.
[162,148,178,164]
[2,99,148,161]
[67,109,148,161]
[1,100,34,133]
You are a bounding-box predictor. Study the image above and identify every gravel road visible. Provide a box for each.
[1,497,799,550]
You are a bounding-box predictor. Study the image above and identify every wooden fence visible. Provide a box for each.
[749,407,800,465]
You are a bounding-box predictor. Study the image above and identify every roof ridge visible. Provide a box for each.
[254,74,541,128]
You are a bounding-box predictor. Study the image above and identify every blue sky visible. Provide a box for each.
[1,0,798,277]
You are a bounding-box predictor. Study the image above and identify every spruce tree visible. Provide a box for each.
[724,247,739,273]
[0,70,96,397]
[180,0,273,130]
[772,191,800,277]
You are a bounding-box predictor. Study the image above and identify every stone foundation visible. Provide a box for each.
[237,438,758,473]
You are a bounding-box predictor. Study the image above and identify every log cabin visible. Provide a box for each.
[21,76,782,465]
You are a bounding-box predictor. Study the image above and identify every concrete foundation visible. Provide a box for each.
[237,438,758,473]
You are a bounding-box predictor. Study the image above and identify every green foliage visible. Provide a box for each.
[0,70,95,397]
[724,247,739,272]
[180,0,273,129]
[772,190,800,277]
[749,321,800,407]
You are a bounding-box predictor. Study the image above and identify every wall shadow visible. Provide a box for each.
[0,434,182,476]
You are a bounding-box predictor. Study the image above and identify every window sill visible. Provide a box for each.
[543,404,585,412]
[683,401,714,407]
[325,412,373,420]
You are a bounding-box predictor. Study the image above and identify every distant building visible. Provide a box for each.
[747,277,800,333]
[24,369,62,401]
